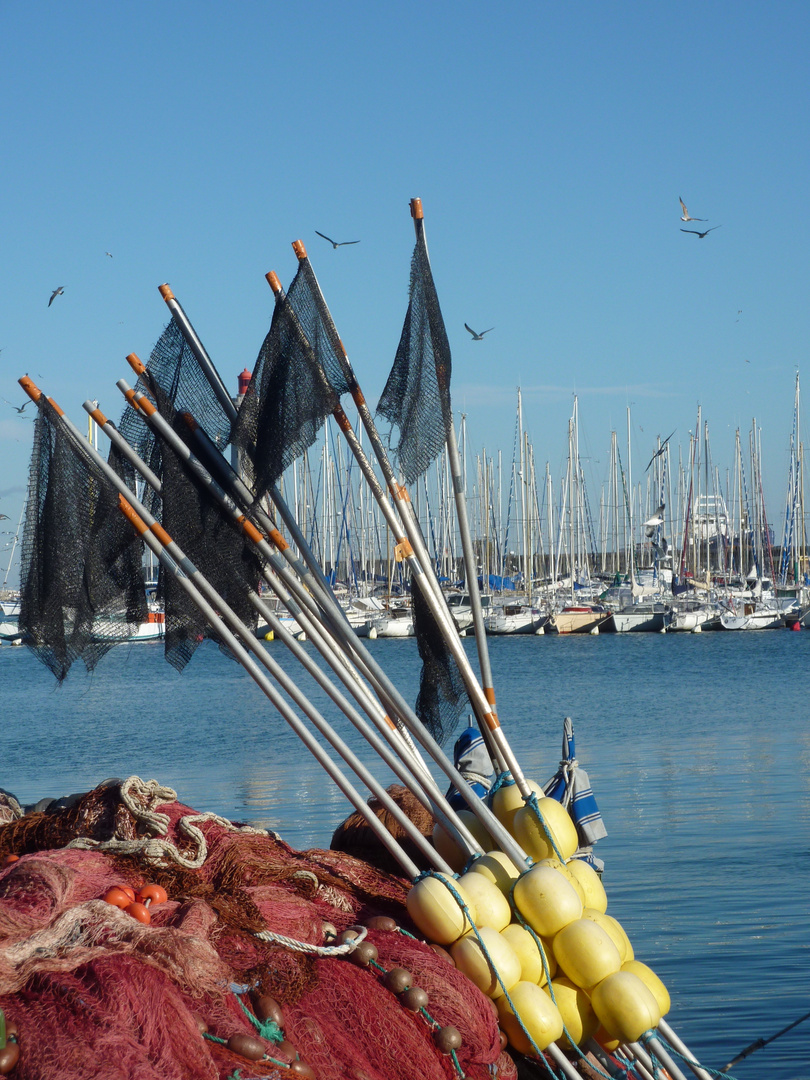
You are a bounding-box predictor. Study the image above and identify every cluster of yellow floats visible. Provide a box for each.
[407,784,670,1059]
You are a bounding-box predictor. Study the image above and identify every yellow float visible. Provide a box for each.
[456,870,511,931]
[552,917,622,989]
[500,923,549,985]
[512,864,583,937]
[565,858,608,912]
[405,874,476,945]
[490,779,545,834]
[468,850,521,894]
[590,970,661,1043]
[621,960,670,1017]
[546,976,598,1048]
[512,796,579,861]
[451,926,522,998]
[496,980,564,1054]
[581,908,631,963]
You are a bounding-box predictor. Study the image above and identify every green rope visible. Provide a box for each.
[233,990,283,1042]
[524,791,565,862]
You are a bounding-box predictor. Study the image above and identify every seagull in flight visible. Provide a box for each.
[645,430,675,471]
[315,231,360,249]
[2,399,30,414]
[464,323,494,340]
[48,286,64,307]
[681,225,722,239]
[105,251,113,258]
[679,198,706,222]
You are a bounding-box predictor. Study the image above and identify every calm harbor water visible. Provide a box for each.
[0,631,808,1078]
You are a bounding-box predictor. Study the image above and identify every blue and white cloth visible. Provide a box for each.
[543,716,607,866]
[445,723,493,810]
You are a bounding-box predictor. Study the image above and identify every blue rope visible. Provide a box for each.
[641,1029,739,1080]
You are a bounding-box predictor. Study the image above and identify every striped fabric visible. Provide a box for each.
[445,723,493,810]
[543,716,608,847]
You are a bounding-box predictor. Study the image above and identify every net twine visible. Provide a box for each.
[66,777,266,870]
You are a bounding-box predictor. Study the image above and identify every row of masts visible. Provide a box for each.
[273,379,807,597]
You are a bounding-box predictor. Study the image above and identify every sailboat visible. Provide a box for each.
[546,398,610,634]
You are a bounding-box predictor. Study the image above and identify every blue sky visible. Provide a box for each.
[2,2,809,580]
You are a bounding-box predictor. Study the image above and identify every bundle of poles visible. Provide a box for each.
[18,200,718,1080]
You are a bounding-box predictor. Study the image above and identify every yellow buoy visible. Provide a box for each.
[496,980,564,1053]
[535,857,586,905]
[432,810,494,872]
[590,970,661,1043]
[594,1024,621,1052]
[581,908,631,963]
[539,935,558,980]
[621,960,671,1017]
[456,870,512,931]
[500,923,549,985]
[512,864,583,938]
[547,976,598,1048]
[513,797,579,861]
[451,926,522,998]
[605,913,634,962]
[263,630,274,641]
[490,779,545,834]
[565,858,608,913]
[468,850,521,894]
[552,917,622,989]
[406,874,476,945]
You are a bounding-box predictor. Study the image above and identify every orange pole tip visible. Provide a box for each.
[158,283,175,302]
[237,516,265,544]
[135,394,157,417]
[149,522,172,548]
[410,198,424,219]
[123,388,141,411]
[126,353,146,375]
[18,375,42,402]
[181,411,199,431]
[91,407,108,426]
[292,240,307,261]
[118,495,149,535]
[265,271,282,294]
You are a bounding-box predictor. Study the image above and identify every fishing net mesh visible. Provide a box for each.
[412,576,469,744]
[19,400,147,682]
[117,320,263,671]
[376,218,453,485]
[0,779,515,1080]
[230,264,349,504]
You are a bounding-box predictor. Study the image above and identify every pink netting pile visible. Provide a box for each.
[0,780,520,1080]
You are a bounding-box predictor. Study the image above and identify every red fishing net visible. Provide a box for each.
[0,779,520,1080]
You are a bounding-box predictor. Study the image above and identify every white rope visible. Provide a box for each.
[253,924,368,956]
[66,776,265,869]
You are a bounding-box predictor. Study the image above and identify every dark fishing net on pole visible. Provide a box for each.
[19,400,147,682]
[376,219,453,485]
[411,575,469,744]
[117,321,263,672]
[230,266,349,504]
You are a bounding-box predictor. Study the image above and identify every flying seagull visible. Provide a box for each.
[645,430,675,471]
[105,251,113,258]
[2,399,29,414]
[315,231,360,248]
[679,198,706,222]
[48,286,64,307]
[681,226,722,239]
[464,323,494,340]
